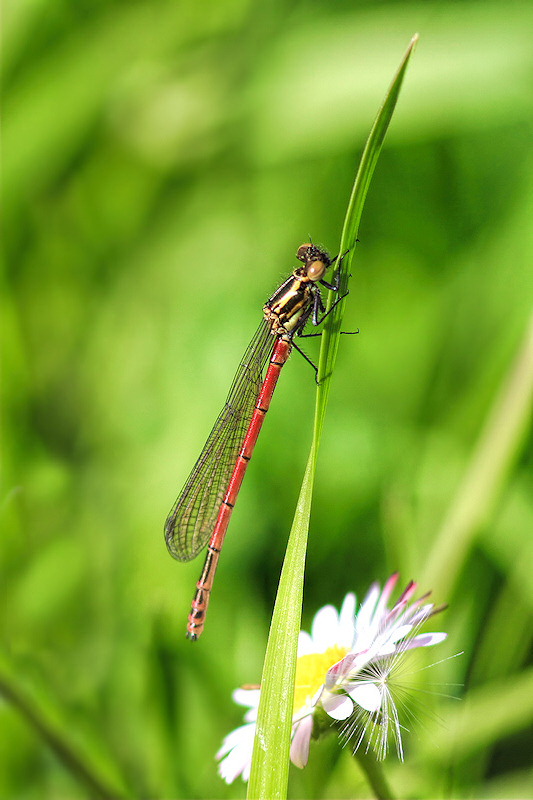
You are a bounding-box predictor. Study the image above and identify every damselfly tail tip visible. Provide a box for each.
[186,630,199,642]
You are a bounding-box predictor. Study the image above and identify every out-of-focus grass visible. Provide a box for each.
[2,1,533,798]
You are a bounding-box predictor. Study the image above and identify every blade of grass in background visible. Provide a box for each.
[247,35,419,800]
[0,654,128,799]
[423,311,533,599]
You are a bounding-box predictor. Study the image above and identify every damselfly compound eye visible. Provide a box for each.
[297,243,331,272]
[296,243,313,263]
[306,259,326,281]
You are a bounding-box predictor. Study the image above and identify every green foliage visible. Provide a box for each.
[2,2,533,799]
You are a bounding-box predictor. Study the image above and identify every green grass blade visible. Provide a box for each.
[422,310,533,599]
[247,443,317,800]
[315,33,419,440]
[0,654,128,799]
[247,35,418,800]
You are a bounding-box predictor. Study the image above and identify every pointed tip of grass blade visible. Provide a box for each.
[315,34,419,431]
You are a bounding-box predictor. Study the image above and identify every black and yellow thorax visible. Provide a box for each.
[263,244,332,338]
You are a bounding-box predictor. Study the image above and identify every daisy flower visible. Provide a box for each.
[216,574,446,783]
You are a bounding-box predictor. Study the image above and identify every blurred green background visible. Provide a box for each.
[2,1,533,798]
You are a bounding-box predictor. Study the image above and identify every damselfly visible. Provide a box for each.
[165,244,347,639]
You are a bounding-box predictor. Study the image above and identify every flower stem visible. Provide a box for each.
[354,747,395,800]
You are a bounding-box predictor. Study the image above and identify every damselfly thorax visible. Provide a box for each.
[263,244,333,337]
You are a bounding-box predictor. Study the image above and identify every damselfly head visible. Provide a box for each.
[296,243,331,282]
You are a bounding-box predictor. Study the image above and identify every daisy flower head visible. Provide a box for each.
[216,574,446,783]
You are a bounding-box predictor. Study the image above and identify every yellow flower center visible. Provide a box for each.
[293,645,349,713]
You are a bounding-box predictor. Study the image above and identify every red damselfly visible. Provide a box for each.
[165,243,347,639]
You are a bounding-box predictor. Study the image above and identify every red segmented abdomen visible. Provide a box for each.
[186,337,291,639]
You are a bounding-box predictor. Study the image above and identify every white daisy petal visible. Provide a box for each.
[311,604,340,650]
[322,694,354,720]
[311,685,324,706]
[297,630,314,656]
[339,593,357,647]
[216,723,256,784]
[407,605,435,626]
[216,723,252,759]
[388,623,413,643]
[374,640,396,657]
[232,688,260,708]
[241,758,252,783]
[372,572,399,623]
[356,583,380,634]
[325,653,356,688]
[404,631,447,649]
[290,715,314,768]
[349,682,382,712]
[353,585,383,651]
[244,706,259,723]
